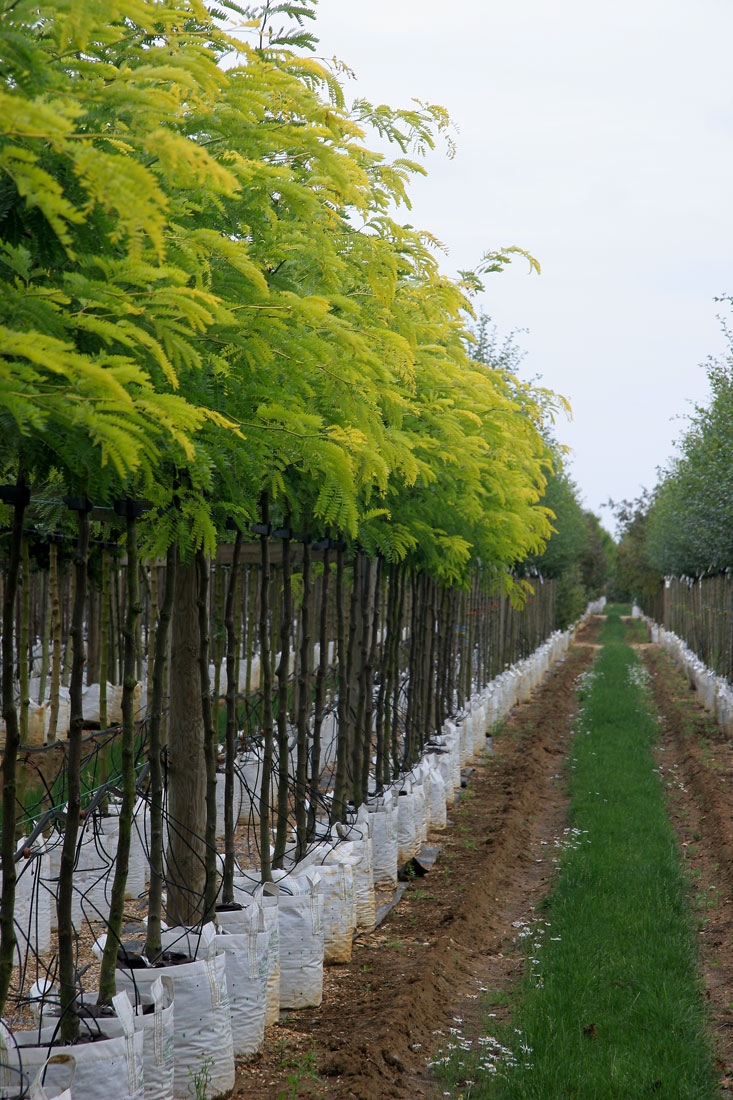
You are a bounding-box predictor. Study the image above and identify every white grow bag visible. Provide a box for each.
[10,993,144,1100]
[303,850,355,964]
[215,915,269,1059]
[226,880,281,1028]
[396,787,419,866]
[277,873,324,1009]
[426,756,448,830]
[330,814,375,931]
[0,1024,74,1100]
[28,1053,75,1100]
[96,978,175,1100]
[0,1035,76,1100]
[117,924,234,1100]
[368,795,398,891]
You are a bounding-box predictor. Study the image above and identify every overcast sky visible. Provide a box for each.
[306,0,733,535]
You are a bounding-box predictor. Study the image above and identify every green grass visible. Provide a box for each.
[436,606,717,1099]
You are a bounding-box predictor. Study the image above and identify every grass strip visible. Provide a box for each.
[437,607,717,1099]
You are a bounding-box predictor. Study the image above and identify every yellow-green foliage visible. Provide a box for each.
[0,0,568,576]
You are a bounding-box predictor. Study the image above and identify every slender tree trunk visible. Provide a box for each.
[390,565,406,780]
[146,564,157,727]
[258,495,274,883]
[307,547,330,840]
[86,582,99,687]
[145,545,175,961]
[196,548,219,923]
[361,557,380,804]
[272,529,292,869]
[58,505,90,1042]
[403,570,418,768]
[19,536,30,745]
[349,555,365,806]
[47,542,62,742]
[166,547,206,927]
[374,562,392,792]
[212,562,224,741]
[294,534,312,859]
[97,551,111,813]
[99,553,110,728]
[38,569,50,706]
[98,509,140,1003]
[244,566,255,724]
[15,535,30,838]
[331,545,349,824]
[0,475,28,1019]
[222,529,242,904]
[61,565,73,689]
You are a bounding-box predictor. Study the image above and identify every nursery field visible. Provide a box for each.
[231,615,733,1100]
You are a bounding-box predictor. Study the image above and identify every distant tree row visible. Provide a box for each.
[610,302,733,601]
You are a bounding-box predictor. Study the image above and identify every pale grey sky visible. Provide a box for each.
[309,0,733,533]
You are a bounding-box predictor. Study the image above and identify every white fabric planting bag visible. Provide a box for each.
[28,1053,75,1100]
[304,851,355,964]
[215,913,269,1059]
[0,1038,76,1100]
[117,923,234,1100]
[471,701,488,756]
[96,978,175,1100]
[396,785,419,866]
[426,755,448,830]
[277,873,324,1009]
[226,880,281,1028]
[412,762,430,843]
[369,794,398,891]
[457,717,472,766]
[12,992,145,1100]
[330,812,375,930]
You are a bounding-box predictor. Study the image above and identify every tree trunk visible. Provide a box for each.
[272,529,292,869]
[19,535,30,745]
[58,505,90,1042]
[46,542,62,741]
[145,544,175,961]
[38,569,50,706]
[294,533,312,860]
[98,510,140,1003]
[0,475,28,1019]
[307,546,330,841]
[258,495,274,883]
[98,551,111,813]
[331,545,349,824]
[165,548,206,927]
[15,535,30,838]
[360,556,380,805]
[222,529,242,904]
[197,548,219,924]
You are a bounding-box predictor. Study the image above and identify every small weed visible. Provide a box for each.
[276,1048,322,1100]
[386,938,404,950]
[188,1054,214,1100]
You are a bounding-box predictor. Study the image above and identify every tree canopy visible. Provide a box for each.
[0,0,576,581]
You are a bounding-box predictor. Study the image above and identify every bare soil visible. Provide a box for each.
[229,618,733,1099]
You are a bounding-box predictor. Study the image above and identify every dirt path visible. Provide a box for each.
[230,618,733,1099]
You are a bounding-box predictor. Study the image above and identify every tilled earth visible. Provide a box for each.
[230,617,733,1099]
